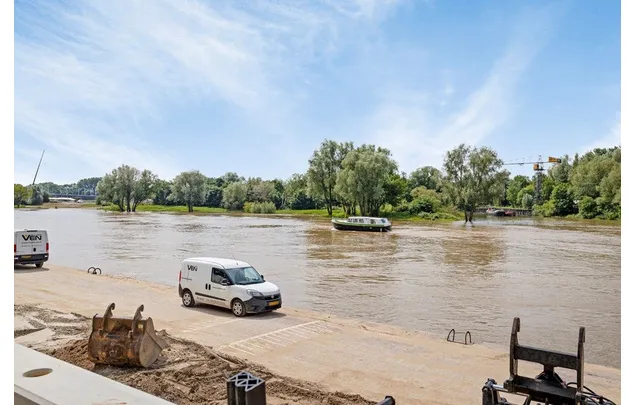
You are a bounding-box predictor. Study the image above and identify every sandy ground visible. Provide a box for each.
[15,304,373,405]
[14,264,621,405]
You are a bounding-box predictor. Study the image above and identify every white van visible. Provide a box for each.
[14,229,49,268]
[178,257,282,317]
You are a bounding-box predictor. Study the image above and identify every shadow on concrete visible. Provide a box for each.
[14,265,50,274]
[181,303,286,320]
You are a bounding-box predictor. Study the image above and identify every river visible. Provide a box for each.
[14,208,621,368]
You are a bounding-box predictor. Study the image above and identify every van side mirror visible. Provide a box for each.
[261,275,265,281]
[221,279,229,286]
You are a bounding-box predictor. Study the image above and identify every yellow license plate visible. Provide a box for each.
[268,300,280,306]
[22,255,31,259]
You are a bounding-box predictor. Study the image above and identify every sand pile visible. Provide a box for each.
[15,304,374,405]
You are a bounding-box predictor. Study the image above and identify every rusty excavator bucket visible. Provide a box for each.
[87,303,168,368]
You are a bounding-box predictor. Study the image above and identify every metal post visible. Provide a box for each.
[227,371,266,405]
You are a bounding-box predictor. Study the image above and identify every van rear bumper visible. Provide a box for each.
[14,254,48,265]
[245,297,282,313]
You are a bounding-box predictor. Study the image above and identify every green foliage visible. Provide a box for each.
[97,165,157,212]
[541,175,555,201]
[283,173,318,210]
[306,139,354,215]
[506,175,530,206]
[578,196,598,219]
[152,179,174,206]
[407,187,441,214]
[204,185,223,208]
[383,173,409,206]
[549,155,572,184]
[443,144,506,222]
[549,183,576,216]
[222,182,248,210]
[28,186,44,205]
[244,201,276,214]
[534,200,556,217]
[14,184,31,207]
[171,170,207,212]
[335,144,398,216]
[520,193,533,209]
[408,166,442,192]
[30,140,620,221]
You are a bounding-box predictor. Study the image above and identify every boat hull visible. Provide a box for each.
[332,221,391,232]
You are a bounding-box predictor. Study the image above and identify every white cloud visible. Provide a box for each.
[14,0,406,184]
[579,112,621,154]
[368,4,562,174]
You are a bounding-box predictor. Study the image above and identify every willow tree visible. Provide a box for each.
[443,144,505,223]
[306,139,354,216]
[96,165,157,212]
[335,144,397,217]
[171,170,207,212]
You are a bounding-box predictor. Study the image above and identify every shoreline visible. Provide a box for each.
[14,203,621,224]
[14,264,621,405]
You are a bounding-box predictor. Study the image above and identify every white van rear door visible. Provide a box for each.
[15,230,47,255]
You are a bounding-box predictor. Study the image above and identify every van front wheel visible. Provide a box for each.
[231,299,246,317]
[182,290,195,307]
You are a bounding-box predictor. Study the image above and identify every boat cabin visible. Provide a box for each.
[345,217,390,225]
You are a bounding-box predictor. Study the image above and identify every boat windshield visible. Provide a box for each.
[225,267,263,285]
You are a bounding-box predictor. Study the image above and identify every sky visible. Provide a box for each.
[13,0,621,185]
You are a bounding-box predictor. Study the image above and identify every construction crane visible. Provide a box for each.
[502,155,562,204]
[31,149,46,186]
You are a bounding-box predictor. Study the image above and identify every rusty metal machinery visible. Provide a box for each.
[482,318,615,405]
[88,303,167,367]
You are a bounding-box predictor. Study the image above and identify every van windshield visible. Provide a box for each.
[225,267,263,285]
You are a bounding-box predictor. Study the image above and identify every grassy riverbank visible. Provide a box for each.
[15,203,620,223]
[92,203,462,221]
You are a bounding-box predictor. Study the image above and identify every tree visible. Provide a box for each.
[408,187,441,214]
[334,144,398,216]
[76,177,102,194]
[549,183,576,216]
[283,173,317,210]
[306,140,353,216]
[383,173,409,207]
[443,144,504,222]
[96,165,156,212]
[506,175,530,207]
[409,166,442,192]
[152,179,174,206]
[28,186,44,205]
[132,170,157,211]
[222,182,248,210]
[205,185,224,208]
[14,184,31,207]
[549,155,572,184]
[171,171,207,212]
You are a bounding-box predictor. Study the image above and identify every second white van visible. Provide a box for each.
[14,229,49,268]
[178,257,282,317]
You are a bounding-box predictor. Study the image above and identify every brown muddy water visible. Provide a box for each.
[14,209,621,368]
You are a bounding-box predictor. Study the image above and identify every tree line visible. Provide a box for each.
[16,141,621,221]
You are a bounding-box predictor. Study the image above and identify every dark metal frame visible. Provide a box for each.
[482,317,614,405]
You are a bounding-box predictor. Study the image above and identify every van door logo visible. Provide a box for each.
[22,234,42,241]
[187,265,198,271]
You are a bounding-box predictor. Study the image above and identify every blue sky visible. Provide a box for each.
[14,0,621,185]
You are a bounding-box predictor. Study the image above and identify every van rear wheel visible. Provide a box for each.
[182,290,195,307]
[231,299,246,317]
[35,262,43,268]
